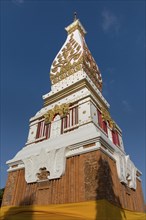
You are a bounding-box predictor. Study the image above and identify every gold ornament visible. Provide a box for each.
[50,31,103,92]
[67,24,85,36]
[101,107,116,129]
[50,34,82,84]
[82,38,102,91]
[44,103,70,124]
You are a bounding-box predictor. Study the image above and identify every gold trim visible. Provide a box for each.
[67,23,85,36]
[44,79,108,111]
[44,80,86,106]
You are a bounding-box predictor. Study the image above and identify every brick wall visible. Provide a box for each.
[2,150,145,212]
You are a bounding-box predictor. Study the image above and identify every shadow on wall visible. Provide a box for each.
[2,195,35,220]
[2,157,128,220]
[95,157,126,220]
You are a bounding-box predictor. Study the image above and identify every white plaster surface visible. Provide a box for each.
[7,121,138,188]
[22,147,66,183]
[107,126,113,142]
[50,115,61,138]
[90,102,98,125]
[27,123,38,144]
[78,101,91,125]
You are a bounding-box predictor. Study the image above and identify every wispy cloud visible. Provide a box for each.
[122,100,131,112]
[12,0,24,5]
[101,9,120,34]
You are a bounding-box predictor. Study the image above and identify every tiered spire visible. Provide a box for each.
[50,16,102,92]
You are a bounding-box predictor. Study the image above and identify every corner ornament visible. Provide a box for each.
[44,103,70,124]
[101,107,116,129]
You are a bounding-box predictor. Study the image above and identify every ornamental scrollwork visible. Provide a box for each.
[50,34,82,84]
[82,38,102,91]
[50,31,103,92]
[101,107,116,129]
[44,103,70,124]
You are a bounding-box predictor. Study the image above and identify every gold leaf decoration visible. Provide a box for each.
[50,34,82,84]
[82,38,102,91]
[50,31,103,92]
[67,24,85,36]
[101,107,116,129]
[44,103,70,124]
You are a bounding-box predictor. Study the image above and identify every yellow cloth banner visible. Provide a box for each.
[0,200,145,220]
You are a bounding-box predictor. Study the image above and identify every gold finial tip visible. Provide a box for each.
[74,12,77,21]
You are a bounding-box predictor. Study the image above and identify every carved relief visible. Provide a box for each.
[22,147,66,183]
[116,154,137,190]
[85,156,121,206]
[53,148,66,177]
[44,103,70,124]
[125,155,136,189]
[37,167,50,181]
[84,159,98,200]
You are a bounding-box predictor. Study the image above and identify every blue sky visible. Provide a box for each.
[1,0,145,200]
